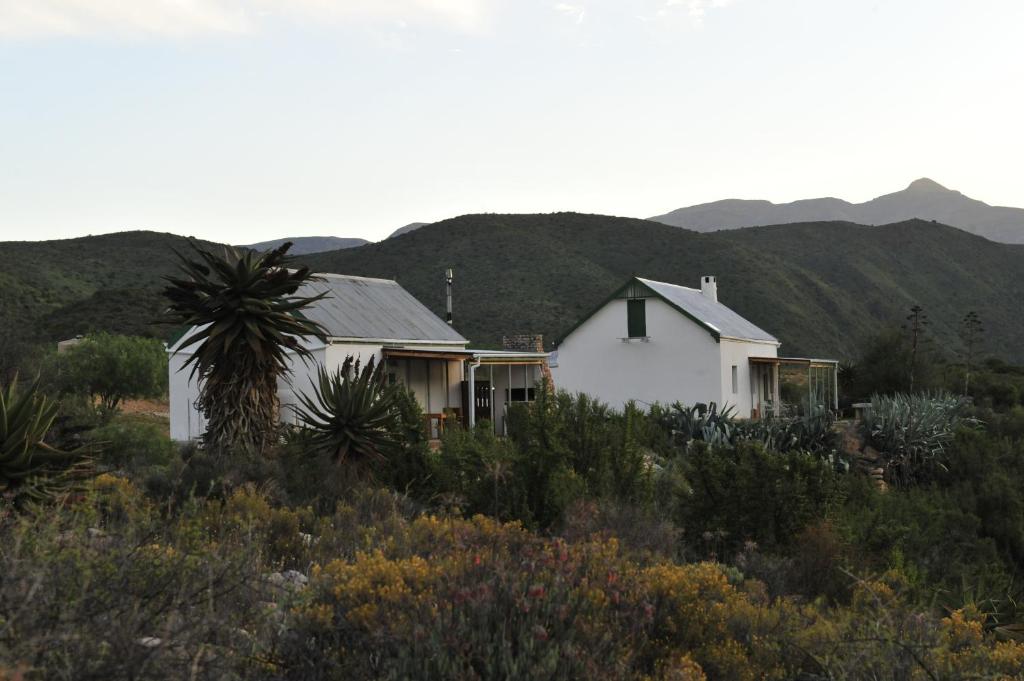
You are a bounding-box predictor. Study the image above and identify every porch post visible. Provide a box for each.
[468,360,478,428]
[808,364,813,414]
[425,359,432,414]
[772,362,781,411]
[833,364,839,411]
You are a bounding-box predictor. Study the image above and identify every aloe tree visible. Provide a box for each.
[163,242,327,455]
[293,356,401,466]
[1,376,89,505]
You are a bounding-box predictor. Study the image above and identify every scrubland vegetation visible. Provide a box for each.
[5,357,1024,678]
[4,243,1024,679]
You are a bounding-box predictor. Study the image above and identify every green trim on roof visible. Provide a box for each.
[553,277,723,347]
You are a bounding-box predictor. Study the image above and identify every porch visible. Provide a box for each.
[749,357,839,419]
[381,347,549,439]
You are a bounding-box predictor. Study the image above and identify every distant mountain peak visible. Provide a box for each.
[905,177,950,193]
[649,178,1023,244]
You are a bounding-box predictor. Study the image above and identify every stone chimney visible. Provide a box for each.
[502,334,545,353]
[700,275,718,303]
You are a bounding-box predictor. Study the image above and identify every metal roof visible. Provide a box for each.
[636,277,779,344]
[300,274,468,343]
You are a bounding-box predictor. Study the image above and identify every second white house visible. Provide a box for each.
[549,275,838,417]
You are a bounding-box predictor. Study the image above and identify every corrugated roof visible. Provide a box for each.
[299,274,467,343]
[636,277,778,344]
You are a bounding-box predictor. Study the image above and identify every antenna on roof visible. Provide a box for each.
[445,268,454,325]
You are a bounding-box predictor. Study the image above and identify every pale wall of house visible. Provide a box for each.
[718,338,779,418]
[551,297,722,409]
[168,351,203,442]
[170,335,468,442]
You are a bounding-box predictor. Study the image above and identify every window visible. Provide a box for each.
[731,365,739,394]
[627,299,647,338]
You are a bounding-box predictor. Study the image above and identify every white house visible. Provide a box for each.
[549,275,838,417]
[168,273,548,442]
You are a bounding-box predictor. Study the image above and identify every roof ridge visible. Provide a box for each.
[314,272,398,284]
[635,276,701,295]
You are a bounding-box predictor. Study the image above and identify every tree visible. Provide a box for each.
[58,333,168,421]
[904,305,929,393]
[163,242,327,456]
[959,311,984,395]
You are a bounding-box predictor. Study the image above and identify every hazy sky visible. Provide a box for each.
[1,0,1022,243]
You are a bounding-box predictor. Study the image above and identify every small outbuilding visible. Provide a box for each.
[549,275,837,417]
[168,273,548,442]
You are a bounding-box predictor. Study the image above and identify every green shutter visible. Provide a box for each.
[627,299,646,338]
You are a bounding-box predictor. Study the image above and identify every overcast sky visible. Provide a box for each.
[1,0,1022,243]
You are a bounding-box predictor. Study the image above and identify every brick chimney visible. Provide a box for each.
[502,334,545,352]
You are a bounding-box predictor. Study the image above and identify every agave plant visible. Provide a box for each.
[736,412,838,455]
[163,242,327,455]
[1,377,90,505]
[293,356,401,465]
[662,402,737,449]
[863,392,976,487]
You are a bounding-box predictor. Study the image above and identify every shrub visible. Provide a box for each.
[675,441,845,558]
[88,418,176,473]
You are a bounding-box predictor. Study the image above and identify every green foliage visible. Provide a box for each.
[293,356,402,465]
[660,401,839,456]
[56,333,167,420]
[88,417,176,473]
[863,392,976,487]
[736,411,840,456]
[675,441,845,557]
[0,376,90,505]
[661,401,738,449]
[163,241,327,455]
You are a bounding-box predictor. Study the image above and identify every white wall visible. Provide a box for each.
[718,338,778,418]
[170,338,468,442]
[168,351,204,442]
[551,298,723,409]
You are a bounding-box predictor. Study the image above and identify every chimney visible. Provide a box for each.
[445,268,454,325]
[700,275,718,303]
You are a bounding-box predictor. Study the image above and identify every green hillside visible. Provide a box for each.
[3,216,1022,363]
[303,214,1024,361]
[0,231,218,344]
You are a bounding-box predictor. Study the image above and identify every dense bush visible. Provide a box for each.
[674,441,846,559]
[55,333,167,421]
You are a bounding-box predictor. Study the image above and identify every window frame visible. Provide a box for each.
[626,298,647,338]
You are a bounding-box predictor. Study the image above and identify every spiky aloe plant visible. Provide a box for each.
[293,356,401,465]
[662,402,737,449]
[163,242,328,456]
[863,392,976,487]
[1,377,90,505]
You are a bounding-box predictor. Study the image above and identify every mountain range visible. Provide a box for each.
[650,178,1024,244]
[244,180,1024,250]
[3,213,1023,366]
[242,236,369,254]
[300,214,1024,362]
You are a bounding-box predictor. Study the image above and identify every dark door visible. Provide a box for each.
[461,380,492,425]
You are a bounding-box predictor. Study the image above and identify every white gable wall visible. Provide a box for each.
[718,338,778,418]
[551,297,722,409]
